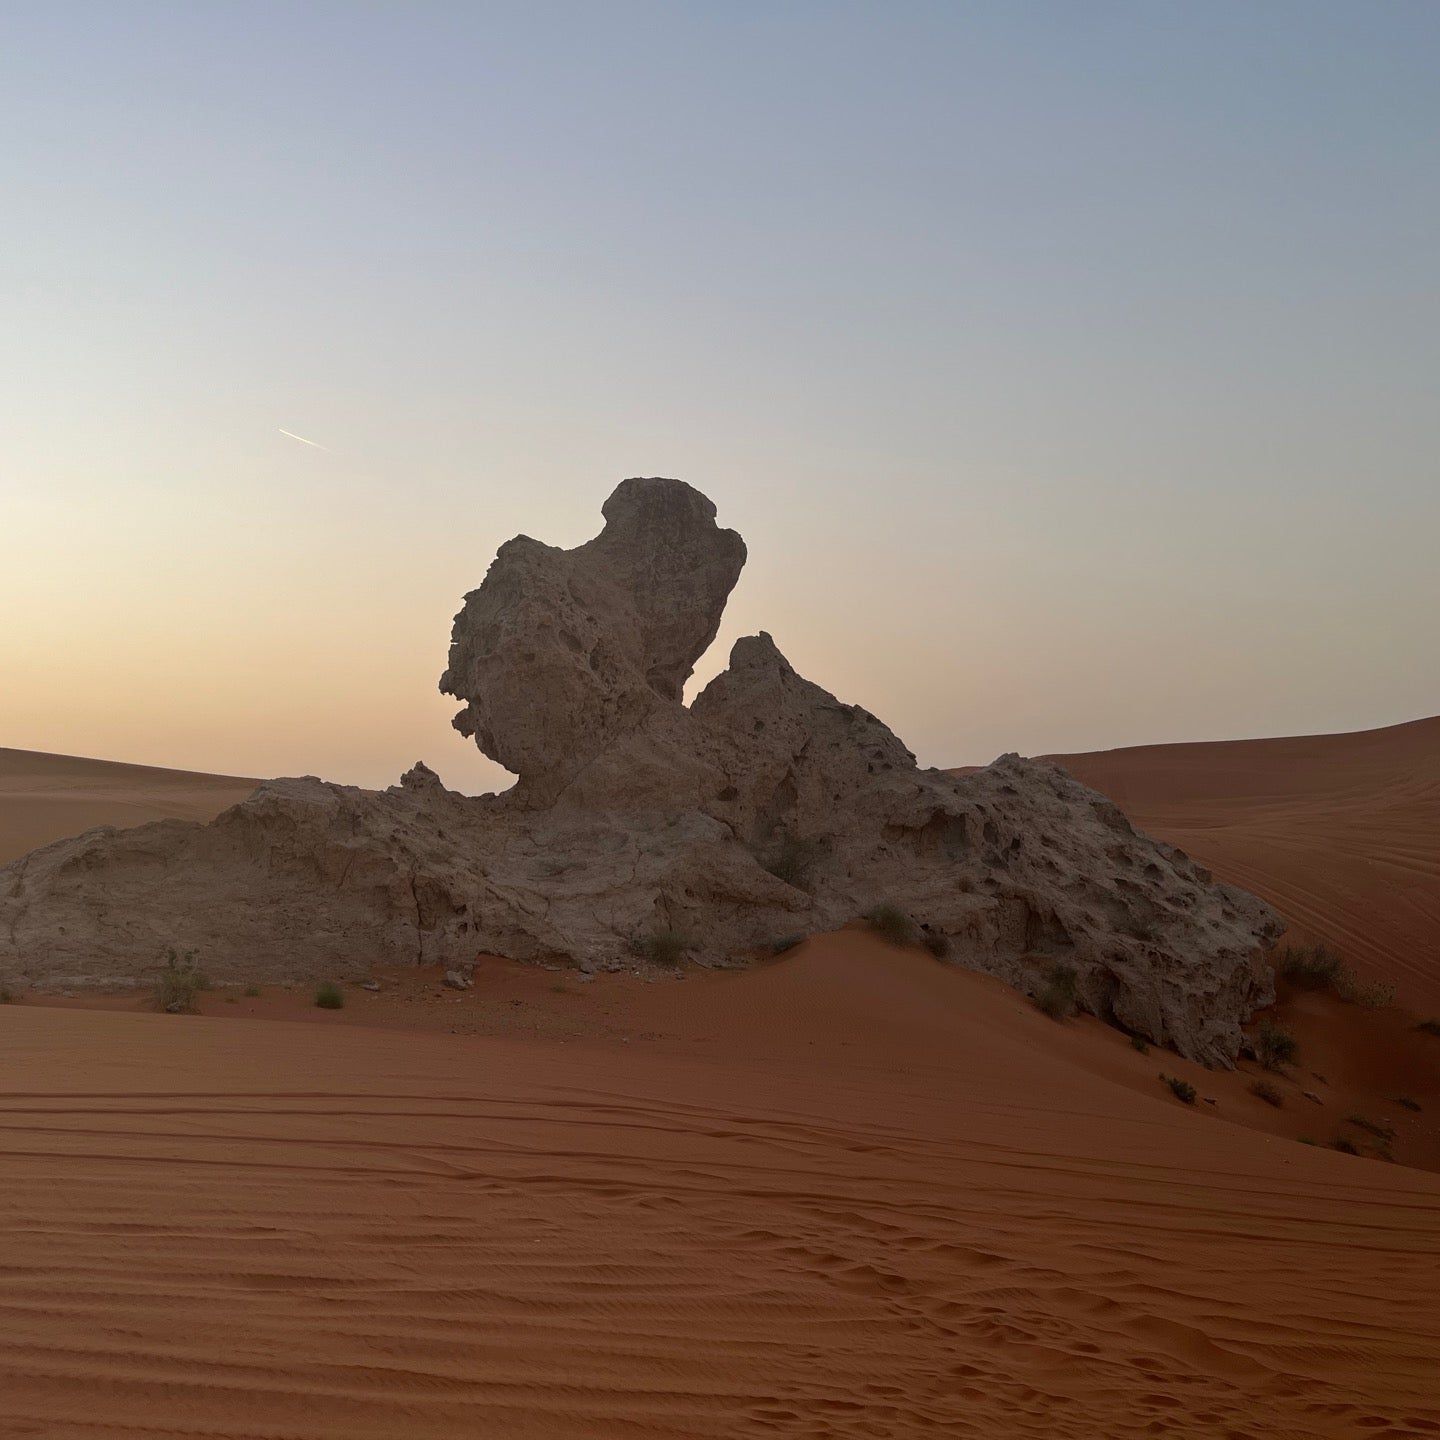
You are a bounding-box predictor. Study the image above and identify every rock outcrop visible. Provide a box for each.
[0,478,1281,1064]
[440,477,745,804]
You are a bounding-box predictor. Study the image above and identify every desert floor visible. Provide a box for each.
[1,733,1438,1438]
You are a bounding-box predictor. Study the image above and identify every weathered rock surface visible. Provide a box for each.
[0,478,1281,1064]
[440,477,745,804]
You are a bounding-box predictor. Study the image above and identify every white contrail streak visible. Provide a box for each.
[278,428,329,451]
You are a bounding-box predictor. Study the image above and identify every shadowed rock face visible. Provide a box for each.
[0,479,1281,1064]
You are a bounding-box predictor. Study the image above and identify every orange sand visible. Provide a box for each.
[0,748,257,866]
[3,741,1439,1436]
[1050,715,1440,1012]
[2,936,1438,1438]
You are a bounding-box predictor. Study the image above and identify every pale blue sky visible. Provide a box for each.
[3,2,1437,790]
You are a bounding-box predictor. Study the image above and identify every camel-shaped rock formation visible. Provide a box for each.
[0,478,1280,1063]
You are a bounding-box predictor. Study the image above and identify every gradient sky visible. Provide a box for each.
[3,2,1437,793]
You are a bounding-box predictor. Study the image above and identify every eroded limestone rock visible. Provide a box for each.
[0,478,1280,1064]
[440,476,744,803]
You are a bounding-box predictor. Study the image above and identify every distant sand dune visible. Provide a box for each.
[0,748,257,865]
[1,935,1436,1439]
[1046,715,1440,1011]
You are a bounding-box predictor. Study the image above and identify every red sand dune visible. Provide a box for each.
[0,748,257,866]
[3,741,1439,1433]
[1047,715,1440,1013]
[3,936,1439,1439]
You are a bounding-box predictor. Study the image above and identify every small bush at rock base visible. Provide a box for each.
[1336,973,1395,1009]
[314,981,345,1010]
[1035,963,1078,1021]
[865,904,916,947]
[635,930,689,967]
[243,984,262,998]
[1278,944,1343,990]
[770,934,805,955]
[1277,945,1394,1009]
[153,949,209,1014]
[1161,1073,1197,1105]
[1129,1034,1150,1054]
[1256,1020,1298,1071]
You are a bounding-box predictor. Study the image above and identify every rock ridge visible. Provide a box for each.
[0,478,1280,1064]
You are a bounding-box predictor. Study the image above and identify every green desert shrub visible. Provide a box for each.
[314,981,345,1010]
[864,904,916,947]
[1035,963,1078,1021]
[1250,1079,1285,1108]
[153,949,209,1014]
[1256,1020,1298,1072]
[635,930,689,967]
[1278,944,1343,990]
[1129,1034,1150,1054]
[1161,1073,1197,1105]
[1278,944,1393,1008]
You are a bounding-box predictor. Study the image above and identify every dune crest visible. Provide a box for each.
[0,748,257,866]
[0,479,1279,1062]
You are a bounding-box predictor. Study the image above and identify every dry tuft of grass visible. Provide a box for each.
[153,949,210,1014]
[1278,944,1394,1008]
[1336,973,1396,1008]
[635,930,689,967]
[1256,1020,1298,1072]
[1279,944,1343,989]
[314,981,345,1010]
[1035,963,1078,1021]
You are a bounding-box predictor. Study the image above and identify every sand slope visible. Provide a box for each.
[0,748,258,866]
[1047,715,1440,1011]
[2,935,1437,1439]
